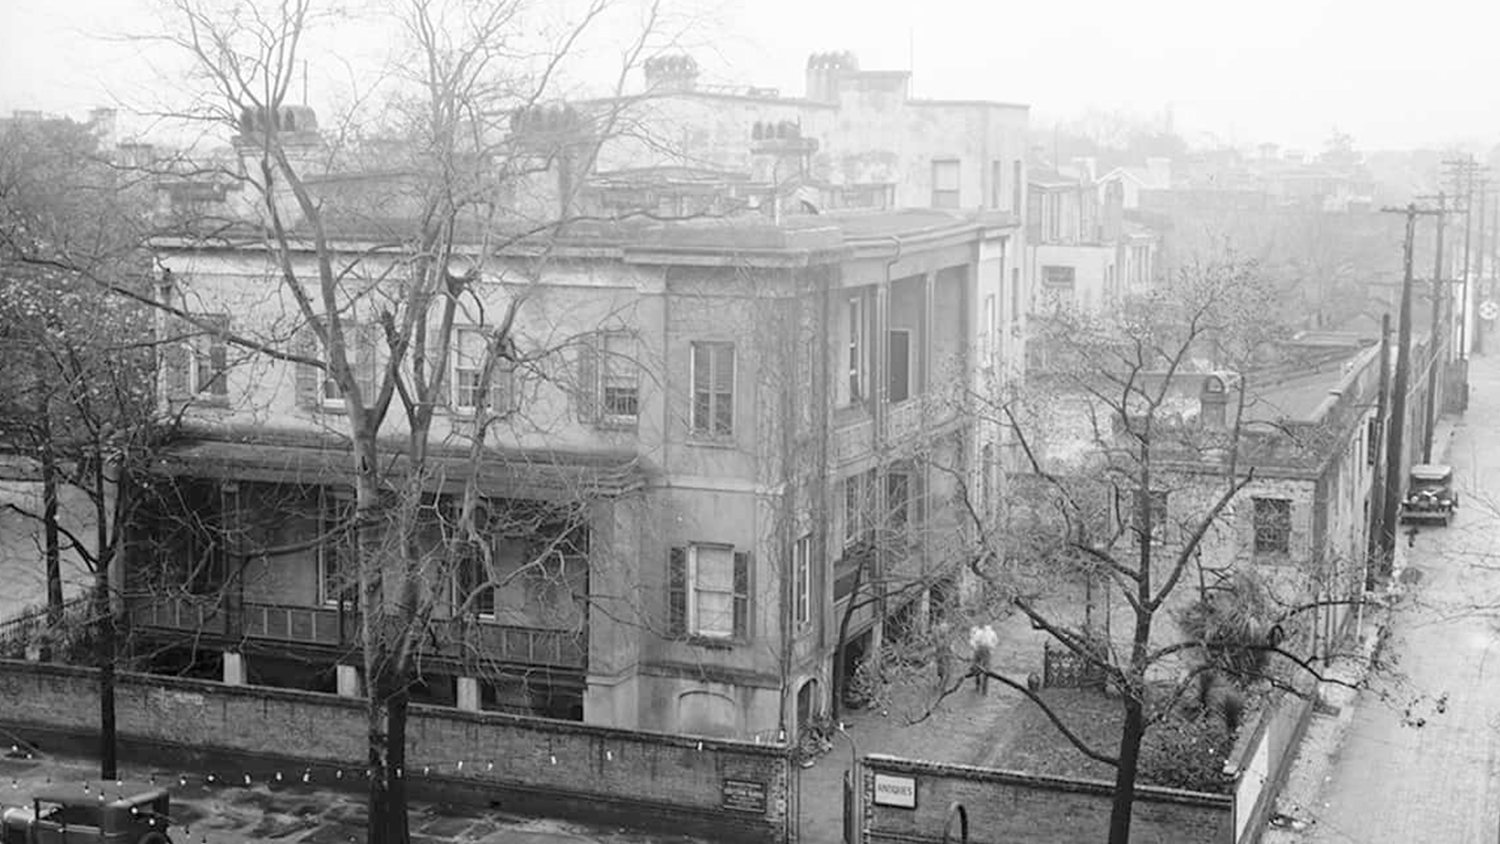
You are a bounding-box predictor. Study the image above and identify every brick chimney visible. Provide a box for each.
[643,54,700,93]
[805,51,858,104]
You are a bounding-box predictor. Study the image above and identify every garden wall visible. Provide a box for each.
[861,754,1233,844]
[1228,684,1320,842]
[0,660,794,844]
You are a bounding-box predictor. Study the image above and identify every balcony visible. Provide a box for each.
[129,594,585,670]
[885,391,962,444]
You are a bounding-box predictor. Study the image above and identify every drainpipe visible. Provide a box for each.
[875,237,902,648]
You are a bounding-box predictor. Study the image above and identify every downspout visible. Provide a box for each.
[875,236,902,643]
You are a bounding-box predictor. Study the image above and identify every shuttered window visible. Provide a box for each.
[690,341,735,437]
[667,544,750,640]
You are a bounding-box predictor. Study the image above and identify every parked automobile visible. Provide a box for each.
[1,780,172,844]
[1399,463,1458,526]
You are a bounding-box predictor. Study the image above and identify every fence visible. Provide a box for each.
[0,595,93,659]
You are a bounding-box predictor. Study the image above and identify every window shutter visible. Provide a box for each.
[162,315,190,401]
[206,314,230,396]
[732,550,750,640]
[668,547,687,635]
[293,325,321,409]
[576,334,599,423]
[492,361,514,414]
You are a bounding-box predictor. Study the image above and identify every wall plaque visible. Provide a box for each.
[722,778,768,814]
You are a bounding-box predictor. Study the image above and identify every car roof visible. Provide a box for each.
[1410,464,1453,479]
[31,781,169,806]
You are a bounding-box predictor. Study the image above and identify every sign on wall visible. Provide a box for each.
[872,773,917,809]
[721,778,768,814]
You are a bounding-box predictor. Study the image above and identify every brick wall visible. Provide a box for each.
[0,660,793,844]
[862,755,1232,844]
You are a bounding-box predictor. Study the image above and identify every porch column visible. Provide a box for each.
[336,664,362,698]
[456,677,481,712]
[222,651,246,686]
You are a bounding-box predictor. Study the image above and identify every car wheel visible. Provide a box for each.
[137,832,171,844]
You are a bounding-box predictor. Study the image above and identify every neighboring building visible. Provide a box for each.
[1096,157,1173,210]
[1023,165,1160,334]
[583,52,1031,220]
[1027,333,1441,657]
[131,115,1021,742]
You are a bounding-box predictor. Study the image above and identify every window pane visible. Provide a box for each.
[887,331,910,403]
[713,345,734,391]
[714,388,733,435]
[692,390,711,433]
[696,546,734,591]
[697,592,734,637]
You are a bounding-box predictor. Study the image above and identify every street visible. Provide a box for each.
[1290,352,1500,844]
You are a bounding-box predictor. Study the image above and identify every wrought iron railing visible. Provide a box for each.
[129,594,584,669]
[0,595,93,658]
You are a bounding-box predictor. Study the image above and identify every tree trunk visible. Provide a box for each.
[93,563,117,780]
[41,421,62,662]
[1106,690,1146,844]
[365,659,412,844]
[829,564,865,722]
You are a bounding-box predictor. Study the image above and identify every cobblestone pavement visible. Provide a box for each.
[1265,354,1500,844]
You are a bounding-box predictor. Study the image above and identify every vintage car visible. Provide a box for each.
[1400,463,1459,526]
[1,781,172,844]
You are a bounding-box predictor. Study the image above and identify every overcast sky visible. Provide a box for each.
[3,0,1497,153]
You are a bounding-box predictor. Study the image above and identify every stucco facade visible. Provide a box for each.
[140,207,1019,742]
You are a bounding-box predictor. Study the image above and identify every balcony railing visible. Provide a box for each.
[129,594,585,670]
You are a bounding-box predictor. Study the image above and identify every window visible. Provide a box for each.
[1366,418,1380,466]
[887,329,911,403]
[932,158,960,209]
[886,471,911,531]
[188,314,229,398]
[1131,489,1169,545]
[452,327,513,414]
[318,493,356,608]
[668,544,750,640]
[984,294,997,364]
[690,342,735,437]
[1010,268,1021,325]
[847,295,867,404]
[793,534,813,630]
[601,332,639,420]
[1042,265,1076,306]
[455,542,496,617]
[843,469,876,546]
[321,323,380,408]
[1011,160,1023,215]
[1253,497,1292,555]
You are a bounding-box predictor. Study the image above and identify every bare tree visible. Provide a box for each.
[861,258,1441,843]
[0,112,167,779]
[106,1,689,840]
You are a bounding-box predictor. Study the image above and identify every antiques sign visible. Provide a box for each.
[872,773,917,809]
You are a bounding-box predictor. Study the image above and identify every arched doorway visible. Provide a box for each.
[796,677,822,737]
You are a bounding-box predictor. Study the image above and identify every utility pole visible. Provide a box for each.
[1475,179,1489,354]
[1421,193,1446,463]
[1367,312,1392,590]
[1376,202,1441,580]
[1442,155,1486,357]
